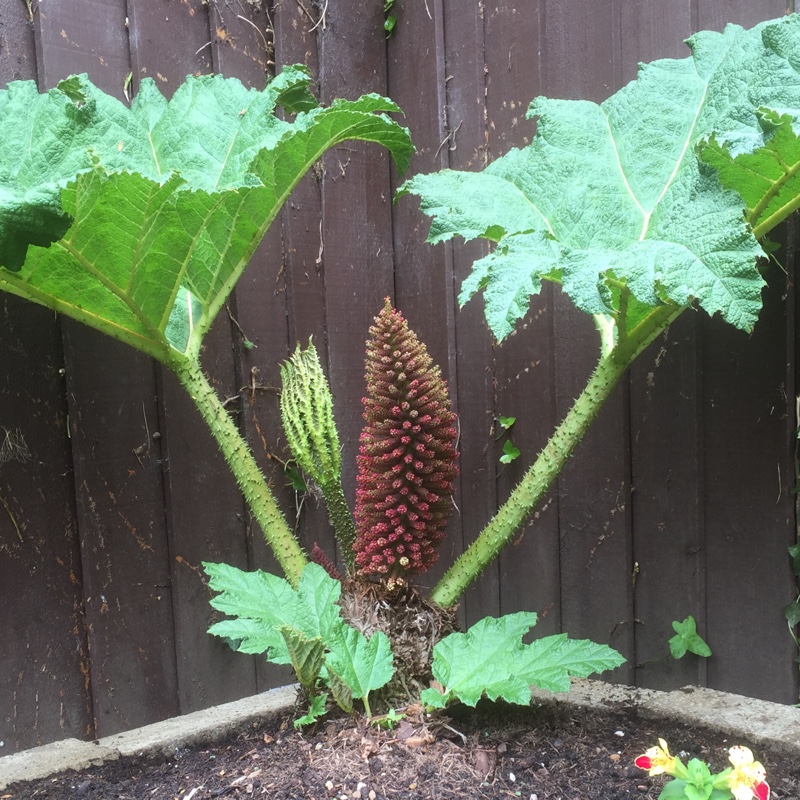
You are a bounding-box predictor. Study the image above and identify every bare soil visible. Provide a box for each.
[5,698,800,799]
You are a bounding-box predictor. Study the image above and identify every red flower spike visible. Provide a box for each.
[310,543,341,581]
[353,300,459,583]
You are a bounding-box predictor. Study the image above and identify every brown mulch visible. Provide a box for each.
[5,698,799,799]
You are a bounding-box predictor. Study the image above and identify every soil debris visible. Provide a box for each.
[5,699,800,799]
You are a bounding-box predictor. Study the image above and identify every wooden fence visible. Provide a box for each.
[0,0,797,754]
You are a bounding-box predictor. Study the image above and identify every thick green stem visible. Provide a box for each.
[430,302,684,608]
[319,480,356,571]
[170,357,308,586]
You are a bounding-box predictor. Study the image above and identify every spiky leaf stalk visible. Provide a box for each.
[354,300,458,584]
[280,340,356,568]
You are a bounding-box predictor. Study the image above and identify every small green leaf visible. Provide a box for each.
[789,544,800,576]
[327,669,354,714]
[384,15,397,35]
[370,708,406,730]
[499,439,521,464]
[498,416,516,431]
[669,616,712,659]
[659,781,690,800]
[783,600,800,627]
[326,626,394,703]
[293,693,328,728]
[517,634,626,693]
[278,625,326,691]
[284,463,308,493]
[684,758,714,800]
[203,562,342,663]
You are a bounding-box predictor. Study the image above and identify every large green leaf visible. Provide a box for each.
[699,109,800,237]
[204,562,342,662]
[422,612,624,709]
[516,633,628,693]
[0,69,413,362]
[205,561,393,707]
[204,561,306,662]
[402,15,800,340]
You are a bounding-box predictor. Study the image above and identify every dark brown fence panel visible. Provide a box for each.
[271,0,334,577]
[438,4,499,627]
[128,0,261,716]
[219,2,297,693]
[483,5,562,631]
[691,0,797,708]
[0,2,94,756]
[624,2,707,692]
[0,0,798,756]
[317,5,396,531]
[702,262,797,702]
[386,2,458,596]
[539,0,635,681]
[34,0,182,739]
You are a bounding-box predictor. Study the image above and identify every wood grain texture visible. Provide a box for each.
[0,0,797,753]
[126,0,260,716]
[438,2,499,625]
[621,1,706,692]
[483,2,561,631]
[541,0,634,681]
[34,0,181,738]
[0,0,94,754]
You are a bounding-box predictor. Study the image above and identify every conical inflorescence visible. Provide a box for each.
[354,300,458,584]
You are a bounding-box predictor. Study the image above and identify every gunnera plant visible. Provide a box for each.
[353,299,459,588]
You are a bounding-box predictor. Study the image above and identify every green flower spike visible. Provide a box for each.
[280,340,356,570]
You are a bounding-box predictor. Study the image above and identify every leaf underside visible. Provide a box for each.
[402,15,800,340]
[0,68,413,362]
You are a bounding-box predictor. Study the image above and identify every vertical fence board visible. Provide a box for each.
[484,4,561,629]
[271,3,343,573]
[620,1,707,691]
[34,0,181,738]
[0,1,92,755]
[695,1,787,33]
[386,1,458,593]
[696,0,797,703]
[540,0,634,679]
[702,264,797,701]
[439,3,498,625]
[317,5,396,521]
[126,0,260,715]
[211,1,297,692]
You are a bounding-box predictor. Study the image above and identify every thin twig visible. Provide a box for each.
[435,120,462,158]
[308,0,329,32]
[0,493,23,543]
[195,40,212,56]
[294,0,316,25]
[236,13,268,53]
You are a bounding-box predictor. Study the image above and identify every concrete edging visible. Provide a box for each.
[531,680,800,757]
[2,681,798,790]
[0,685,297,790]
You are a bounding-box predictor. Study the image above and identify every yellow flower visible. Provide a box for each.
[727,746,770,800]
[634,738,677,776]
